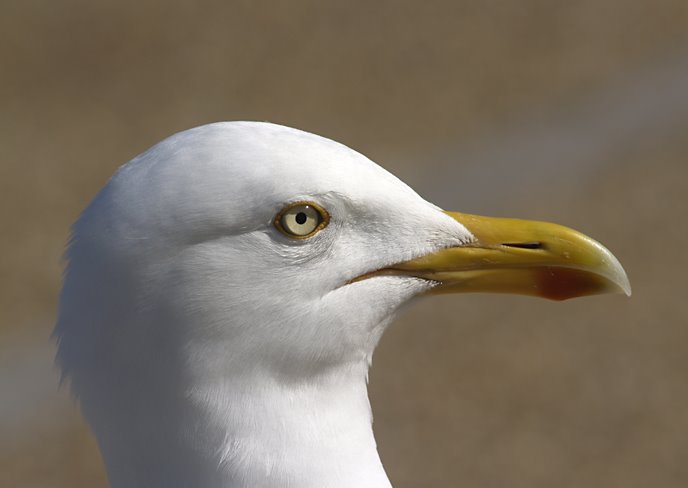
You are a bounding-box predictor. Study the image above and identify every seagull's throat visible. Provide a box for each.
[186,368,392,488]
[77,261,417,488]
[89,350,392,488]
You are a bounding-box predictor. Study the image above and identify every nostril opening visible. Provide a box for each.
[502,242,544,250]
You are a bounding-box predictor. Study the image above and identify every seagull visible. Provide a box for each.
[54,122,630,488]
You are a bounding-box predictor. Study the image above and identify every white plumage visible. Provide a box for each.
[55,122,629,487]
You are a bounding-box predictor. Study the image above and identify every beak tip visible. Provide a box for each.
[620,277,632,297]
[606,253,632,298]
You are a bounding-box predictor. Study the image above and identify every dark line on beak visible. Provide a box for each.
[501,242,544,250]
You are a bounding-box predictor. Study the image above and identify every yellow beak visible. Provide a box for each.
[394,212,631,301]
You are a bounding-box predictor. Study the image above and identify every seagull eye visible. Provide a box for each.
[275,202,329,238]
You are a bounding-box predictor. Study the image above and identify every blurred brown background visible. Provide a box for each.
[2,1,688,487]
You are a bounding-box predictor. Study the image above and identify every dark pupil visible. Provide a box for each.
[295,212,308,225]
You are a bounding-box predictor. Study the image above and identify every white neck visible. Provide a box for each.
[90,361,392,488]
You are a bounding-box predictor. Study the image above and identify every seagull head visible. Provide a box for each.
[55,122,630,487]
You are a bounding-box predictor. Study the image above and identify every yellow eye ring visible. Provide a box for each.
[274,201,330,239]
